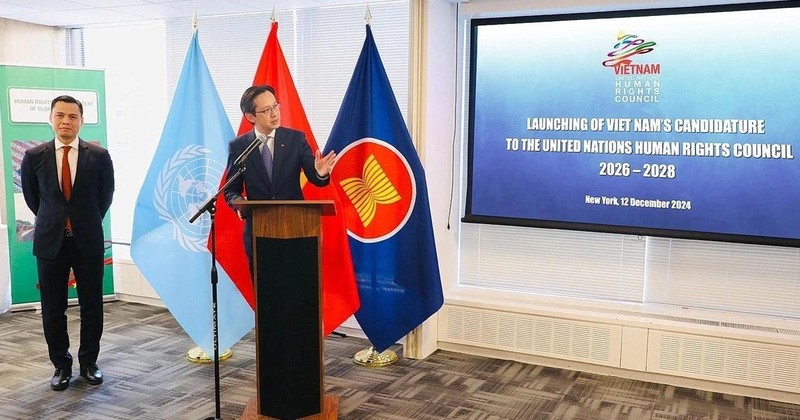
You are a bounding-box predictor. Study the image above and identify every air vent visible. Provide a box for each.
[649,331,800,392]
[440,306,620,367]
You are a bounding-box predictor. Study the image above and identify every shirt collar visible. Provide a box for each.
[254,127,275,141]
[55,138,77,150]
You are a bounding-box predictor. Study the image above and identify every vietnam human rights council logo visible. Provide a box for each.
[332,138,416,243]
[603,30,661,103]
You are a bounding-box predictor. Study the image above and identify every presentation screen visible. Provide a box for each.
[464,2,800,246]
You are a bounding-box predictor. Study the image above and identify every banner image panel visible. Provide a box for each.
[0,65,113,304]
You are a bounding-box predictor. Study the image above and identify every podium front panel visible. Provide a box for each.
[237,200,332,418]
[255,236,322,418]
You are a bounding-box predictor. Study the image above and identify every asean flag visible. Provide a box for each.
[324,25,444,352]
[211,20,360,336]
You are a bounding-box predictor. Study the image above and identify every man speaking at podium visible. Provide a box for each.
[224,85,336,262]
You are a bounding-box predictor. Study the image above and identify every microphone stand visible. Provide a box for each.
[189,138,261,420]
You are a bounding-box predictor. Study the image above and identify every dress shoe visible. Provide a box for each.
[80,364,103,385]
[50,367,71,391]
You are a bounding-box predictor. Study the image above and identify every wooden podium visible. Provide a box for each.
[235,200,339,420]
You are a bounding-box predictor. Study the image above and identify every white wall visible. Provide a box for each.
[0,18,59,226]
[82,22,168,301]
[83,22,169,246]
[405,0,459,357]
[0,18,57,65]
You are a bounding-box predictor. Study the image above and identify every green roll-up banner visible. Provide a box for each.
[0,64,113,305]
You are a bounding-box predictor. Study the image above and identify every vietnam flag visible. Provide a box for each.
[212,21,360,336]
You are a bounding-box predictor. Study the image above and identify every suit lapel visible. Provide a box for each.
[71,139,90,197]
[271,128,285,184]
[244,131,271,187]
[43,141,61,197]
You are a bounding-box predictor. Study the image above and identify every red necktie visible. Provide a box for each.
[62,146,72,232]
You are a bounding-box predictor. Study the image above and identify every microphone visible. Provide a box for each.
[233,134,265,167]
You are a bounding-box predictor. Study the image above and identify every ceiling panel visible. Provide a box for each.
[71,0,152,7]
[0,3,35,15]
[2,8,144,27]
[0,0,362,27]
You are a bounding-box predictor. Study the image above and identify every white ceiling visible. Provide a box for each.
[0,0,359,27]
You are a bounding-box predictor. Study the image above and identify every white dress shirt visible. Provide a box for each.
[55,138,77,189]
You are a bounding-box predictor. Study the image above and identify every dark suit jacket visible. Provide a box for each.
[20,139,115,259]
[224,127,329,255]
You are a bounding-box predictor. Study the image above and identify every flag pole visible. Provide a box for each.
[185,6,233,367]
[184,7,220,420]
[349,5,398,368]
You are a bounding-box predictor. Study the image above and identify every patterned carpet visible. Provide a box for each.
[0,301,799,419]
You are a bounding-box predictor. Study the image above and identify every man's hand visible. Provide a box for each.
[315,149,337,177]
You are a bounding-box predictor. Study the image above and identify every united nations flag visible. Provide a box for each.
[130,29,254,356]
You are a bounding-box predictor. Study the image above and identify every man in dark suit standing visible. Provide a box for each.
[224,85,336,260]
[20,95,115,391]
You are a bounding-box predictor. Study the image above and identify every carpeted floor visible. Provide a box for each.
[0,301,799,419]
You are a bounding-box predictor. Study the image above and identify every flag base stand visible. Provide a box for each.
[353,346,398,367]
[186,346,233,364]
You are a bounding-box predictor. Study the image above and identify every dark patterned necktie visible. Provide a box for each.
[61,145,72,231]
[262,135,273,180]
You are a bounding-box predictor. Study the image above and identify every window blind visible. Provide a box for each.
[164,1,410,149]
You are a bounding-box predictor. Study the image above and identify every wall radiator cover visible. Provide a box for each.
[649,330,800,393]
[440,306,621,367]
[440,305,800,395]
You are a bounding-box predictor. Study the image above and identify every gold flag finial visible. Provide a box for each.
[192,1,198,30]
